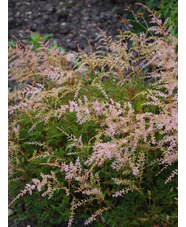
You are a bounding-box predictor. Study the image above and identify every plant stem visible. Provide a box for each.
[135,176,150,211]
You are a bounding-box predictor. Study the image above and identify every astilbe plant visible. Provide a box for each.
[8,6,177,226]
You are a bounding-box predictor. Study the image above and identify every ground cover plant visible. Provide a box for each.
[8,5,178,226]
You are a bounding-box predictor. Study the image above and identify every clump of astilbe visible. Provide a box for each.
[8,5,177,227]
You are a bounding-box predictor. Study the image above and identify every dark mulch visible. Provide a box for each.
[8,0,145,226]
[9,0,145,53]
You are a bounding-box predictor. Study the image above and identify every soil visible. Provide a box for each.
[8,0,145,226]
[8,0,145,53]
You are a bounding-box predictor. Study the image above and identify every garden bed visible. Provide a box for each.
[8,0,145,52]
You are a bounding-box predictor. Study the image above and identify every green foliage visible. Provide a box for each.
[8,41,16,48]
[26,32,65,51]
[27,32,52,49]
[111,6,116,14]
[127,1,178,38]
[8,32,65,52]
[146,0,178,37]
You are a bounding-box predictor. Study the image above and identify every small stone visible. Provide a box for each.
[15,12,20,17]
[65,52,77,62]
[61,22,67,27]
[8,209,14,217]
[56,8,68,19]
[25,11,32,15]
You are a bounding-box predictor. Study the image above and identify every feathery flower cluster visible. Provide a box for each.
[165,169,178,184]
[61,157,82,180]
[84,207,109,225]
